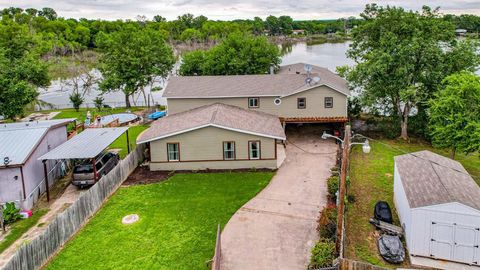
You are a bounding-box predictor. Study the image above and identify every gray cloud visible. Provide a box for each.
[0,0,479,20]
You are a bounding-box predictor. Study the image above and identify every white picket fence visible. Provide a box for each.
[1,144,145,270]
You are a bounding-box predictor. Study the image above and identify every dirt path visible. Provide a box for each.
[220,127,338,270]
[0,184,85,267]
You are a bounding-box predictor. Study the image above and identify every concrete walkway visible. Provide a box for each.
[220,127,338,270]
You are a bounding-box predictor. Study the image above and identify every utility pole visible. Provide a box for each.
[336,125,351,256]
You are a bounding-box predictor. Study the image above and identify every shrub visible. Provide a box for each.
[69,92,84,112]
[94,96,104,111]
[318,206,337,240]
[327,176,339,198]
[2,202,21,224]
[310,239,336,268]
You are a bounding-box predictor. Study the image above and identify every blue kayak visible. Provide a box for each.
[148,111,167,120]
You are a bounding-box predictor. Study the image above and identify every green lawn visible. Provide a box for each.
[52,107,146,123]
[345,139,480,267]
[46,172,274,270]
[108,125,149,158]
[0,209,48,254]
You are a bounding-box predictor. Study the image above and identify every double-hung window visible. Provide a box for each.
[297,97,306,109]
[167,143,179,161]
[223,141,235,160]
[249,141,261,160]
[248,97,259,108]
[325,97,333,108]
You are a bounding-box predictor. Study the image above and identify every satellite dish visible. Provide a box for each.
[304,64,312,73]
[305,77,313,85]
[313,76,321,83]
[3,157,10,166]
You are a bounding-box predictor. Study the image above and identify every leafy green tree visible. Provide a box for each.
[39,7,57,20]
[343,4,479,139]
[180,32,280,76]
[180,28,202,42]
[278,15,293,35]
[429,72,480,159]
[0,22,49,120]
[179,50,206,75]
[252,17,264,35]
[94,96,104,110]
[153,15,166,23]
[69,92,84,111]
[265,15,280,35]
[96,26,175,107]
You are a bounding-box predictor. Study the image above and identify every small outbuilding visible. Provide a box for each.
[394,150,480,266]
[137,103,286,171]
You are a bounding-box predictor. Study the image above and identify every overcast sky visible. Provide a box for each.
[1,0,479,20]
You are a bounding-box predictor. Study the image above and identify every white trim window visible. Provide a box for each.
[223,141,235,160]
[325,97,333,108]
[249,141,260,160]
[248,97,259,108]
[167,143,179,161]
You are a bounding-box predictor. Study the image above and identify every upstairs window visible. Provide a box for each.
[223,141,236,160]
[248,97,259,108]
[249,141,261,160]
[297,97,306,109]
[325,97,333,108]
[167,143,179,161]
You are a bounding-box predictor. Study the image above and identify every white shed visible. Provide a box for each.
[394,150,480,266]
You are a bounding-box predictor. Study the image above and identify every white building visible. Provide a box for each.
[394,150,480,267]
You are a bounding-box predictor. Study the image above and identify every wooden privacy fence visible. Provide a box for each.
[1,144,145,270]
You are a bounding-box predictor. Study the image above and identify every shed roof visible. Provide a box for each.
[137,103,286,144]
[395,150,480,211]
[38,127,129,160]
[0,119,75,167]
[163,63,349,98]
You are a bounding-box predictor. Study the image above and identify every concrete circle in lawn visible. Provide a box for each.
[122,214,140,224]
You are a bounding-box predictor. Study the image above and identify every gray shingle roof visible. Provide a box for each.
[163,63,350,98]
[137,103,286,143]
[0,119,75,166]
[395,150,480,211]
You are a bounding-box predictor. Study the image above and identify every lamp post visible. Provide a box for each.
[321,125,370,256]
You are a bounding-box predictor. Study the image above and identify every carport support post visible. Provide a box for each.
[42,160,50,202]
[336,125,350,256]
[126,129,130,154]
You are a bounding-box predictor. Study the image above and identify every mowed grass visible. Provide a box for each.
[46,172,274,270]
[52,107,146,123]
[345,139,480,267]
[0,209,48,254]
[108,125,149,158]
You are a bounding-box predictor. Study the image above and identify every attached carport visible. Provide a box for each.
[38,127,130,201]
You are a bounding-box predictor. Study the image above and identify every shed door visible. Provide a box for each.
[430,221,479,264]
[430,222,454,260]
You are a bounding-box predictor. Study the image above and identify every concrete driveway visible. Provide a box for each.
[220,126,338,270]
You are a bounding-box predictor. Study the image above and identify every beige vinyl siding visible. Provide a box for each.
[149,126,277,171]
[166,85,347,118]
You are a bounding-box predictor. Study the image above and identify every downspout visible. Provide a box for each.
[19,166,26,200]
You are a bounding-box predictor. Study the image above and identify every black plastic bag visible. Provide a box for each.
[374,201,393,224]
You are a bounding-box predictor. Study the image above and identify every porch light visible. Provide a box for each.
[321,131,371,154]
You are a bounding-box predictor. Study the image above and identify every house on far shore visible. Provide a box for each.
[292,29,305,35]
[455,29,467,36]
[137,103,286,171]
[0,119,75,210]
[163,63,350,127]
[394,150,480,268]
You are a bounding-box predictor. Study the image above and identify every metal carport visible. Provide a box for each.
[38,127,130,201]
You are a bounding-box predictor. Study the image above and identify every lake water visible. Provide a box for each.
[38,41,354,109]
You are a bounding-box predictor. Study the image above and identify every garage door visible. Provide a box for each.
[430,221,479,265]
